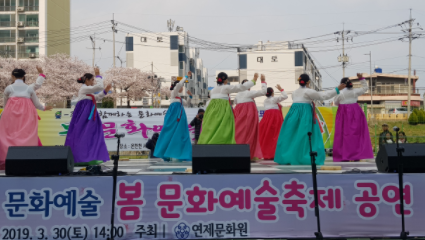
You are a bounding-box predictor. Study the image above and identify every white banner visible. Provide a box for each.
[99,108,198,151]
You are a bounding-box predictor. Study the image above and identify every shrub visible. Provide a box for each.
[409,112,418,125]
[101,98,114,108]
[419,110,425,124]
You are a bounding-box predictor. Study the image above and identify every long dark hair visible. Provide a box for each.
[217,72,228,85]
[341,77,353,89]
[77,73,94,84]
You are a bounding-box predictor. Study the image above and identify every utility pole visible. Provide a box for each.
[336,24,351,78]
[365,52,373,123]
[407,9,413,116]
[112,13,118,108]
[87,33,101,68]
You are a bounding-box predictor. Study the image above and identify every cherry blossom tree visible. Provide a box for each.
[0,58,41,107]
[104,67,155,108]
[160,86,171,100]
[38,54,92,105]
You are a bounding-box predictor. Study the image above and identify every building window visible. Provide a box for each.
[239,54,247,69]
[140,37,147,42]
[0,0,16,11]
[0,45,15,57]
[125,37,133,51]
[272,56,278,62]
[179,61,184,70]
[0,30,15,42]
[19,0,38,11]
[18,29,38,42]
[18,44,38,59]
[170,35,178,50]
[257,57,263,63]
[178,45,184,53]
[294,51,304,66]
[157,37,163,42]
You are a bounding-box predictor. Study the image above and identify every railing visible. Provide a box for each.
[25,21,38,27]
[355,84,419,95]
[0,6,16,11]
[22,6,39,11]
[0,37,15,43]
[18,52,39,59]
[22,36,38,42]
[0,52,15,58]
[0,21,15,27]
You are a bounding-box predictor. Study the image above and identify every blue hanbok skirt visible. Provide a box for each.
[154,102,192,161]
[274,103,325,165]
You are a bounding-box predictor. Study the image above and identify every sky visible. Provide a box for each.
[70,0,425,92]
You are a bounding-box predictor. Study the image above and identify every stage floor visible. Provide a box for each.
[0,157,378,176]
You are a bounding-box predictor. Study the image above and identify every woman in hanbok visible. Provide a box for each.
[274,74,346,165]
[0,68,52,170]
[333,73,373,162]
[65,68,112,165]
[234,74,267,161]
[154,71,193,161]
[198,72,258,144]
[259,84,288,160]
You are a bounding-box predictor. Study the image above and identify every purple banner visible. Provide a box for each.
[1,174,424,239]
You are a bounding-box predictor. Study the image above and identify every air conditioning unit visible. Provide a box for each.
[29,53,36,58]
[17,21,24,27]
[17,38,25,43]
[257,57,263,63]
[17,7,25,11]
[140,37,147,42]
[272,56,278,62]
[157,37,162,42]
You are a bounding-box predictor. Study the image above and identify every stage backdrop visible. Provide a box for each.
[0,107,338,152]
[1,174,424,239]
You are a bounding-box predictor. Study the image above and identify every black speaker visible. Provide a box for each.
[376,143,425,173]
[192,144,250,174]
[6,146,75,176]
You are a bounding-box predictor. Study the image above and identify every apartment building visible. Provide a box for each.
[0,0,70,59]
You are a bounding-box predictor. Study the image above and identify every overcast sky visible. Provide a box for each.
[71,0,425,91]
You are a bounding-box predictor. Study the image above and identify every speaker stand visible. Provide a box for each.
[394,128,409,239]
[107,133,125,240]
[308,132,323,240]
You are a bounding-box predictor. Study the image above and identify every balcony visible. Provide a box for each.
[0,6,16,11]
[0,51,15,57]
[22,6,39,11]
[25,21,38,27]
[18,52,38,59]
[0,21,15,27]
[18,36,38,43]
[0,37,15,42]
[356,84,419,96]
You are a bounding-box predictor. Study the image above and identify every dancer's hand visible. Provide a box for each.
[261,74,266,83]
[253,73,259,81]
[45,106,53,111]
[187,90,192,96]
[338,83,346,91]
[36,66,43,74]
[276,84,283,91]
[105,84,112,93]
[357,73,363,79]
[94,67,100,76]
[187,71,192,78]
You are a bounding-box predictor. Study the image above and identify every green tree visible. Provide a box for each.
[419,110,425,124]
[101,98,114,108]
[409,112,418,125]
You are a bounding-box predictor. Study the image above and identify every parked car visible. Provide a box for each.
[387,107,412,114]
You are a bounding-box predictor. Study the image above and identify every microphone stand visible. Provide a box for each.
[394,127,409,239]
[107,133,125,240]
[308,132,323,239]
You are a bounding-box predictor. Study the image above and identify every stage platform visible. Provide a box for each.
[87,157,378,175]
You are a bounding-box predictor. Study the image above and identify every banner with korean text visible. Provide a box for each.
[36,107,338,152]
[36,108,199,152]
[1,174,425,239]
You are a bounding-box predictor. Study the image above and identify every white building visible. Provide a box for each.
[0,0,70,59]
[125,30,208,107]
[216,41,322,107]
